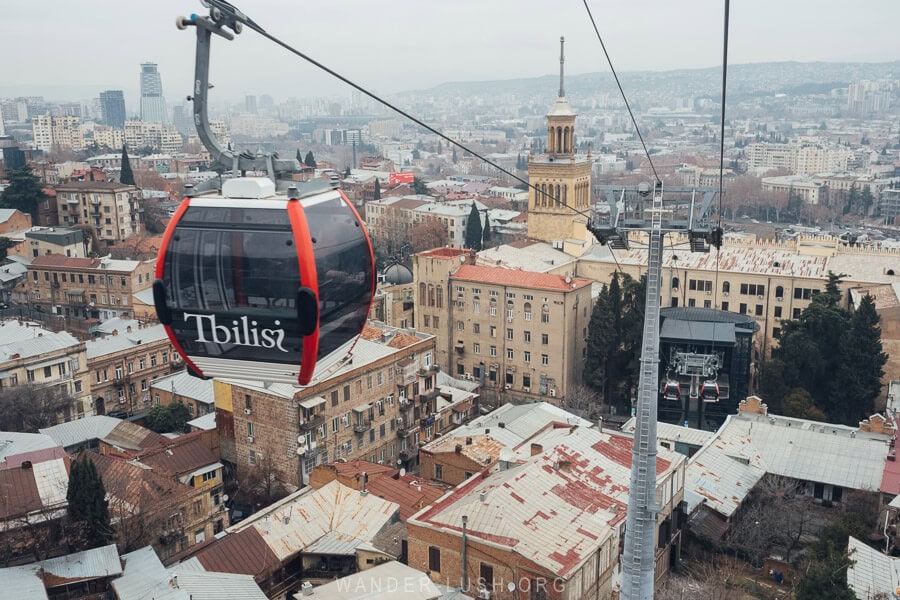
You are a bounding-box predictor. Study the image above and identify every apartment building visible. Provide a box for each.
[577,233,900,360]
[31,115,85,152]
[413,247,593,407]
[26,254,156,320]
[84,322,179,417]
[10,226,86,259]
[407,425,686,600]
[214,323,441,488]
[746,140,853,175]
[0,208,32,234]
[55,181,141,245]
[365,197,429,253]
[0,319,90,421]
[150,369,215,419]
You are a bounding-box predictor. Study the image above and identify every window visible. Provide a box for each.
[424,315,431,327]
[249,449,256,465]
[506,349,514,360]
[524,330,531,343]
[480,563,495,591]
[524,302,532,321]
[435,464,443,480]
[140,379,148,391]
[457,320,465,331]
[489,300,497,316]
[245,395,253,411]
[775,285,784,299]
[428,546,441,572]
[541,333,549,345]
[722,281,730,294]
[473,323,480,334]
[490,325,497,338]
[473,298,480,313]
[721,301,729,311]
[344,385,351,402]
[42,366,52,378]
[688,298,696,307]
[524,351,531,363]
[793,308,802,319]
[672,277,680,290]
[755,304,763,316]
[150,353,158,367]
[473,342,480,353]
[139,358,146,369]
[774,306,782,318]
[506,328,513,340]
[162,351,169,364]
[247,422,255,437]
[773,327,782,338]
[490,345,497,357]
[541,354,549,366]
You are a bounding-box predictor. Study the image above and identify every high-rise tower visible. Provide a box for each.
[140,63,168,124]
[99,90,126,129]
[526,37,593,253]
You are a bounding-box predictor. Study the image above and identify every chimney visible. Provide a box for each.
[126,325,132,333]
[465,437,473,445]
[557,460,572,473]
[498,422,505,428]
[530,443,543,457]
[455,444,463,454]
[21,460,33,469]
[300,581,313,596]
[361,471,368,495]
[112,329,118,336]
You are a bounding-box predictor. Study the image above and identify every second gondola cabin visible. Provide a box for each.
[153,177,375,386]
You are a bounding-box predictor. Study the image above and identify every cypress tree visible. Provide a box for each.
[452,147,458,164]
[373,178,381,201]
[296,148,303,163]
[67,455,112,549]
[464,203,482,250]
[304,151,317,168]
[119,145,135,186]
[0,166,47,220]
[482,214,492,248]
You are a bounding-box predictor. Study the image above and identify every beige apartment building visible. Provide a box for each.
[0,319,91,421]
[214,324,443,488]
[577,233,900,361]
[55,181,141,246]
[413,247,593,407]
[26,254,156,320]
[85,322,180,417]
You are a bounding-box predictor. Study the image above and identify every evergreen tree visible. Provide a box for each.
[304,151,317,168]
[846,184,858,215]
[343,166,351,178]
[452,147,458,164]
[836,294,887,424]
[119,145,135,186]
[0,166,47,220]
[67,455,112,549]
[411,149,420,160]
[481,214,492,248]
[464,203,483,250]
[860,185,874,215]
[437,141,442,154]
[0,238,15,261]
[144,403,191,433]
[296,148,303,163]
[373,178,381,201]
[412,177,428,195]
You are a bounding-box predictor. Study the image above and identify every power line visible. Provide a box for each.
[582,0,661,186]
[208,3,593,221]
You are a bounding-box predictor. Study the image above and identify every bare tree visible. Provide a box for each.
[656,556,747,600]
[0,385,75,432]
[409,217,449,252]
[233,438,289,511]
[562,384,602,420]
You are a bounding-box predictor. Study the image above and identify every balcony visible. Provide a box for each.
[353,420,370,434]
[397,426,408,438]
[399,449,414,462]
[398,399,413,412]
[419,389,439,403]
[299,414,325,431]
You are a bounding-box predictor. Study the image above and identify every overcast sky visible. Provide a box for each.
[2,0,898,105]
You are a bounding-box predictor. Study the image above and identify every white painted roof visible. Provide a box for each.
[621,418,715,449]
[84,324,168,359]
[436,402,591,450]
[151,370,215,405]
[474,242,576,273]
[847,536,900,599]
[40,415,121,449]
[685,411,891,517]
[0,321,81,361]
[0,432,58,463]
[187,412,217,431]
[229,480,398,562]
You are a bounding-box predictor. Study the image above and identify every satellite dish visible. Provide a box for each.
[399,468,406,477]
[507,582,516,593]
[297,435,305,445]
[222,494,229,502]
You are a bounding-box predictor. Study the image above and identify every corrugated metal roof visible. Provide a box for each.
[304,529,366,555]
[104,420,168,451]
[621,419,716,449]
[138,434,218,478]
[304,561,441,600]
[113,546,183,600]
[366,474,446,521]
[40,415,121,449]
[847,536,900,599]
[659,320,736,344]
[1,565,49,599]
[0,432,58,463]
[452,265,591,292]
[187,412,216,431]
[84,324,168,358]
[0,323,81,362]
[193,527,280,577]
[685,411,891,517]
[169,570,269,600]
[0,466,43,519]
[411,427,682,579]
[441,402,591,450]
[38,543,123,586]
[151,370,215,404]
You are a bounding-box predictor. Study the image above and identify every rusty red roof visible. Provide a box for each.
[418,248,469,259]
[30,255,102,269]
[0,467,42,519]
[452,265,592,292]
[193,526,281,578]
[88,452,195,511]
[137,433,218,478]
[367,474,445,521]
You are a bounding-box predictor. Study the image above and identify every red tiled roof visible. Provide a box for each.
[367,474,445,521]
[194,527,280,578]
[452,265,591,292]
[389,199,428,210]
[30,255,102,269]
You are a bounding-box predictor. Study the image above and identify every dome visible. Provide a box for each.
[383,263,413,285]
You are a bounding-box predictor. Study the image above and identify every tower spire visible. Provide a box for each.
[559,36,565,98]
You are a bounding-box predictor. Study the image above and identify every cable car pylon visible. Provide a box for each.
[589,182,721,599]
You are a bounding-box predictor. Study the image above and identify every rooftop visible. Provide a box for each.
[84,323,169,358]
[474,240,576,273]
[443,402,592,450]
[411,426,681,579]
[451,264,591,292]
[299,560,442,600]
[0,321,81,362]
[846,536,900,599]
[137,433,219,479]
[29,254,146,272]
[421,434,506,468]
[150,370,215,405]
[54,181,135,191]
[0,544,122,596]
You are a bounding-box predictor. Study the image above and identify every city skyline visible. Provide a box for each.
[2,0,899,103]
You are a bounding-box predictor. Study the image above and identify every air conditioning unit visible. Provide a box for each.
[397,418,405,427]
[549,389,557,397]
[776,296,783,302]
[244,408,252,415]
[504,384,511,390]
[523,387,530,393]
[479,587,491,600]
[247,435,255,444]
[723,291,729,297]
[341,415,350,425]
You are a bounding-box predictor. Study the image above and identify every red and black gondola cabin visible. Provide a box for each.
[153,178,375,386]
